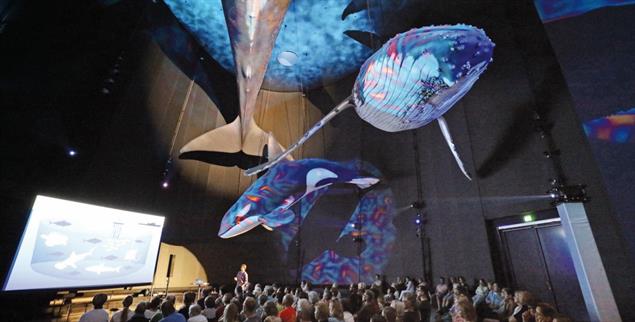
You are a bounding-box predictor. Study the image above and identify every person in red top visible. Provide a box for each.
[278,294,297,322]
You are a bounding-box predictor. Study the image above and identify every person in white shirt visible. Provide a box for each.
[111,295,133,322]
[79,293,110,322]
[188,304,208,322]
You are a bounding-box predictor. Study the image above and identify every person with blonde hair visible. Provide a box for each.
[329,299,344,322]
[315,302,330,322]
[452,297,476,322]
[222,303,240,322]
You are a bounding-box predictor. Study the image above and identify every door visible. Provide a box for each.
[498,219,589,321]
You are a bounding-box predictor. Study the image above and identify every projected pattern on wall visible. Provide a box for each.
[301,184,396,284]
[583,108,635,143]
[533,0,635,22]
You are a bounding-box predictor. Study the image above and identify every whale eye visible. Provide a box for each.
[235,216,244,224]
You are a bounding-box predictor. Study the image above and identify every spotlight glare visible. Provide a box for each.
[161,181,169,189]
[68,149,77,157]
[415,218,421,225]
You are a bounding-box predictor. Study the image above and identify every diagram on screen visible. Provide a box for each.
[30,217,160,280]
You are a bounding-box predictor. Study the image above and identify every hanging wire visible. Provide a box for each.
[168,79,195,157]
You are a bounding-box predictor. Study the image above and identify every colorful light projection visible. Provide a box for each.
[301,184,396,284]
[583,108,635,143]
[247,25,494,179]
[217,159,379,239]
[533,0,635,22]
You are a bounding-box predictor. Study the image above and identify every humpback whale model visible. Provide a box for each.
[246,25,495,179]
[179,0,292,169]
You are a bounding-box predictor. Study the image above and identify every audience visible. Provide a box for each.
[70,273,576,322]
[79,293,109,322]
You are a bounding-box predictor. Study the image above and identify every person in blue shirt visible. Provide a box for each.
[159,300,186,322]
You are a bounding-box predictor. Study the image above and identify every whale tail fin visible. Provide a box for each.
[179,117,292,170]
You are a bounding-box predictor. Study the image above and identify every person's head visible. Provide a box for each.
[370,314,386,322]
[534,303,556,322]
[300,303,314,321]
[258,294,269,306]
[501,288,512,299]
[135,301,148,315]
[314,301,329,321]
[92,293,108,309]
[184,292,196,305]
[455,298,477,322]
[458,276,466,284]
[283,294,295,307]
[264,300,278,317]
[161,300,176,316]
[491,282,499,292]
[329,299,344,320]
[240,264,247,272]
[308,291,320,305]
[205,295,216,309]
[122,295,133,308]
[223,293,233,305]
[189,304,202,317]
[403,293,416,310]
[322,289,332,301]
[223,303,239,322]
[478,279,486,286]
[438,277,445,284]
[264,317,282,322]
[243,297,257,316]
[149,295,162,310]
[382,306,397,322]
[363,290,375,303]
[166,295,177,305]
[514,290,533,306]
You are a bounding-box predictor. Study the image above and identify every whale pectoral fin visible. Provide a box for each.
[180,116,242,156]
[262,208,296,228]
[347,177,380,189]
[437,116,472,180]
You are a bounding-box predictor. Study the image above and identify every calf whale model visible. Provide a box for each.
[246,25,495,179]
[218,159,379,239]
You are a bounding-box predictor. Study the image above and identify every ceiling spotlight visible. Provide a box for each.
[68,149,77,157]
[161,181,169,189]
[277,51,298,67]
[415,218,421,225]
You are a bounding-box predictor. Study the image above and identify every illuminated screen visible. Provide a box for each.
[3,195,165,291]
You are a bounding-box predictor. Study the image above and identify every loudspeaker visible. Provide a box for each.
[166,254,175,278]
